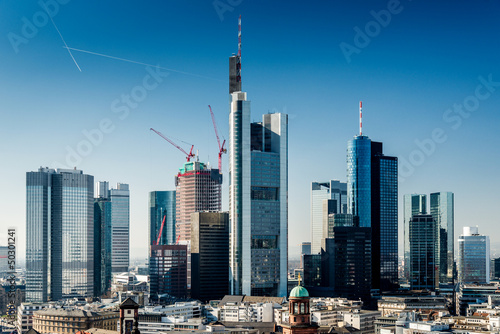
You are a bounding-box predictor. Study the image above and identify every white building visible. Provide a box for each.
[17,303,45,334]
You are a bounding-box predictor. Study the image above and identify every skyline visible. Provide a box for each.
[1,1,500,260]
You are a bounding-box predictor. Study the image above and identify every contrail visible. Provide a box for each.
[63,46,222,81]
[41,3,81,72]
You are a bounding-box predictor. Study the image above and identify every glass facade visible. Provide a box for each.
[149,191,176,246]
[347,135,371,227]
[310,181,347,254]
[403,194,427,282]
[430,192,454,284]
[229,88,288,297]
[409,214,438,290]
[26,168,94,302]
[149,245,188,301]
[110,184,130,273]
[94,198,112,297]
[458,227,490,284]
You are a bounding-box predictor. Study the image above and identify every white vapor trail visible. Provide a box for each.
[63,46,222,81]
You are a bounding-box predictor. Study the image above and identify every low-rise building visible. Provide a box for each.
[32,308,118,334]
[377,296,448,317]
[17,303,45,334]
[342,310,381,334]
[456,283,500,316]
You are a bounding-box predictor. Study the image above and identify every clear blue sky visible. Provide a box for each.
[1,0,499,261]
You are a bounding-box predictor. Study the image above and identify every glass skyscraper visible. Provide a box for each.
[347,135,371,228]
[229,89,288,297]
[430,192,454,284]
[403,194,427,282]
[409,214,438,290]
[310,181,347,254]
[149,191,176,246]
[94,197,112,297]
[26,167,94,302]
[371,141,398,291]
[458,226,490,284]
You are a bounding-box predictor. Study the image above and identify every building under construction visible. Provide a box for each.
[175,161,222,243]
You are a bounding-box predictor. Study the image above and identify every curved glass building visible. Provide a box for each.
[347,135,372,227]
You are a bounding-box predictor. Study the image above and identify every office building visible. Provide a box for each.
[94,182,130,274]
[0,246,8,275]
[229,53,288,296]
[26,167,94,302]
[371,141,398,291]
[458,226,490,284]
[430,192,454,284]
[149,191,176,246]
[310,181,347,254]
[403,194,427,282]
[149,244,188,301]
[347,132,398,292]
[190,212,229,302]
[94,197,112,297]
[33,309,118,334]
[322,220,372,302]
[409,214,438,290]
[300,242,311,269]
[17,303,45,334]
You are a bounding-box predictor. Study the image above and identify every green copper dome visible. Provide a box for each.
[290,285,309,298]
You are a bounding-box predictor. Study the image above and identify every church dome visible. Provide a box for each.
[290,285,309,298]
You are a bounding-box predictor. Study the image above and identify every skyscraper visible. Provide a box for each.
[346,127,398,292]
[175,161,222,243]
[430,192,454,284]
[310,181,347,254]
[229,92,288,297]
[149,244,188,301]
[458,226,490,284]
[26,167,94,302]
[94,196,112,297]
[347,135,371,228]
[409,214,438,290]
[190,212,229,302]
[371,141,398,291]
[95,182,130,273]
[403,194,427,282]
[149,191,176,246]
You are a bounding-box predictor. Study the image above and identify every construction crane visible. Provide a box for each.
[155,215,166,245]
[150,128,195,162]
[208,105,226,171]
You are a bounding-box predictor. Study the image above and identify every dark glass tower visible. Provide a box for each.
[94,198,112,297]
[371,142,398,291]
[409,214,438,290]
[430,192,454,284]
[403,194,427,282]
[149,191,176,246]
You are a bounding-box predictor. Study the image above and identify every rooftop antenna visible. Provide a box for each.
[238,15,241,57]
[359,101,363,136]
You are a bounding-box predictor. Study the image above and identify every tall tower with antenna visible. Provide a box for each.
[229,15,242,94]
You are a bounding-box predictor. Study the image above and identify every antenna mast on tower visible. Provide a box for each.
[359,101,363,136]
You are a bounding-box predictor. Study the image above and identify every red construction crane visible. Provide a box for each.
[150,128,195,162]
[208,105,226,171]
[155,215,166,245]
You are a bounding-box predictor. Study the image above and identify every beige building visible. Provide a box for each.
[32,309,118,334]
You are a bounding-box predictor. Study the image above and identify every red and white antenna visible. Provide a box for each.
[359,101,363,136]
[238,15,242,57]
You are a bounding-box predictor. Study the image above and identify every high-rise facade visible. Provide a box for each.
[149,191,176,246]
[409,214,438,290]
[190,212,229,302]
[403,194,427,282]
[310,181,347,254]
[346,135,398,292]
[175,161,222,243]
[95,182,130,273]
[430,192,454,284]
[94,197,112,297]
[347,135,371,228]
[458,226,490,284]
[229,93,288,297]
[371,142,398,291]
[26,167,94,302]
[149,244,188,301]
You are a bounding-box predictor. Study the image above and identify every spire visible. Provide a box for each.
[238,15,241,57]
[359,101,363,136]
